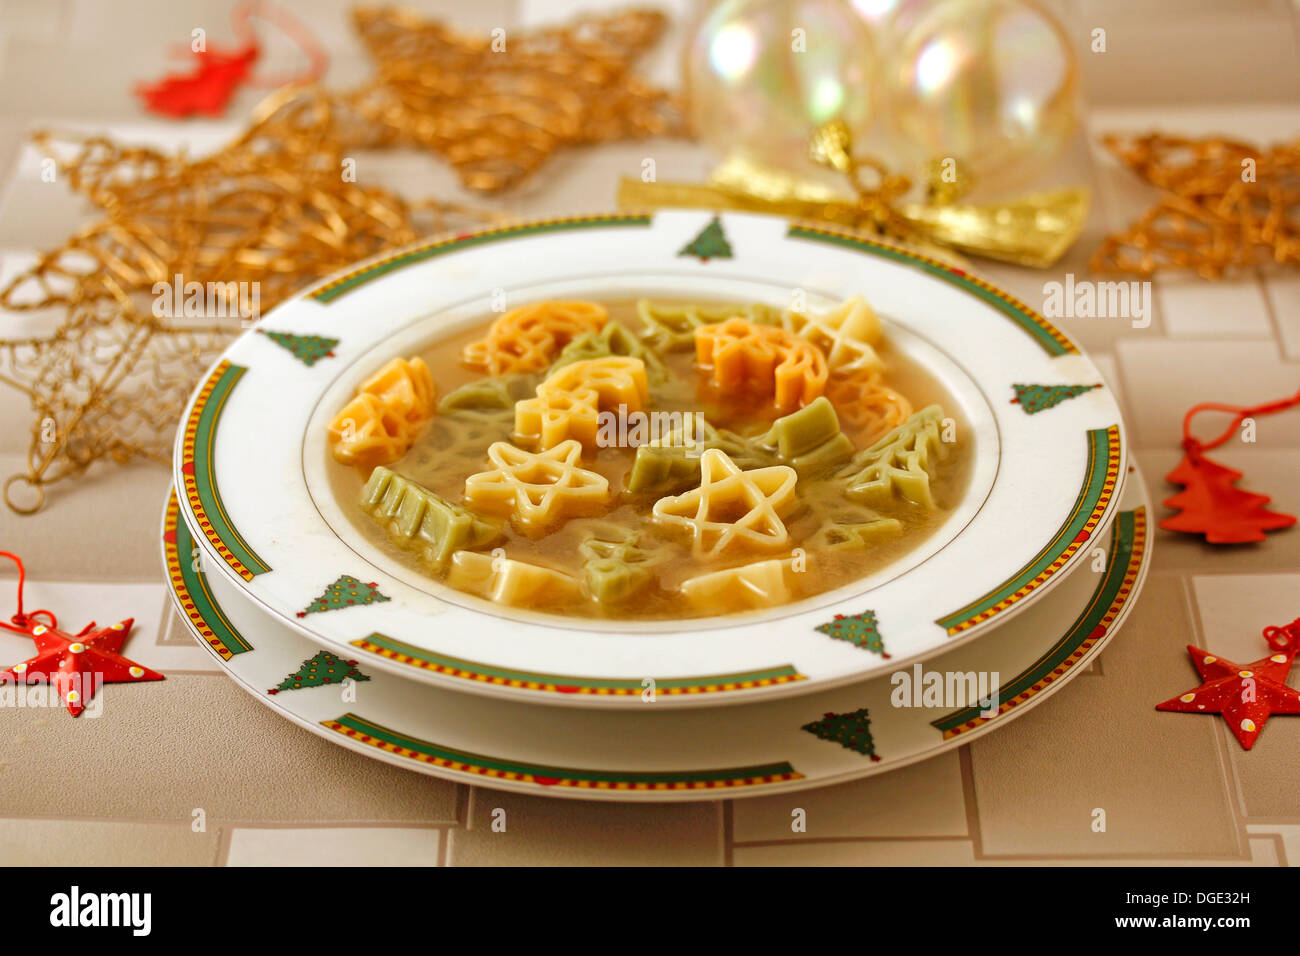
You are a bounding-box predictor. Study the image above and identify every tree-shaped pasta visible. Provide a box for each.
[361,467,500,569]
[837,405,945,508]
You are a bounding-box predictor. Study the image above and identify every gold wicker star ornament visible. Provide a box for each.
[348,6,686,192]
[0,87,492,513]
[1091,131,1300,278]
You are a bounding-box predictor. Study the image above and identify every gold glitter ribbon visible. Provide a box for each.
[619,120,1089,269]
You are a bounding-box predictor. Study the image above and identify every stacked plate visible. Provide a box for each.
[162,212,1150,801]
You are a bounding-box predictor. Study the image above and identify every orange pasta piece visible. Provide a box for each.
[826,367,914,445]
[462,301,608,375]
[694,317,827,412]
[329,356,437,468]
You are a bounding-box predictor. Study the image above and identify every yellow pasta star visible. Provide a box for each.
[514,356,649,449]
[652,449,798,558]
[464,440,610,531]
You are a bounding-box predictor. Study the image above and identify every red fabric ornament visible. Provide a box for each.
[1160,388,1300,543]
[0,552,163,716]
[135,1,327,119]
[136,45,260,119]
[1156,617,1300,749]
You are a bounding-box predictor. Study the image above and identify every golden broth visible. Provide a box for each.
[329,299,973,620]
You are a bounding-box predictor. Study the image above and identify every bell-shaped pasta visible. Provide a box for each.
[679,555,804,610]
[447,550,584,607]
[758,396,855,476]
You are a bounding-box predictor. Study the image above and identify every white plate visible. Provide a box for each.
[160,463,1150,801]
[175,212,1127,708]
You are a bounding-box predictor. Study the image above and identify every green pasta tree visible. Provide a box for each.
[838,404,944,508]
[269,651,370,694]
[261,330,339,366]
[361,467,500,570]
[677,217,733,261]
[802,708,880,760]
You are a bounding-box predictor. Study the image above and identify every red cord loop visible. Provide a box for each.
[1264,618,1300,653]
[1181,387,1300,459]
[0,550,58,634]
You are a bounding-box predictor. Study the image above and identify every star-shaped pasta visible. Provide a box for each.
[652,448,798,558]
[780,296,884,374]
[514,356,649,449]
[464,439,609,531]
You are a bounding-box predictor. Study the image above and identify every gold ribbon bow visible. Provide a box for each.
[619,120,1089,269]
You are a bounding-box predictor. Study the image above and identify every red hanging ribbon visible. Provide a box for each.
[1160,387,1300,543]
[0,550,59,634]
[136,1,327,119]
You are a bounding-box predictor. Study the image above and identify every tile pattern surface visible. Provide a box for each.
[0,0,1297,865]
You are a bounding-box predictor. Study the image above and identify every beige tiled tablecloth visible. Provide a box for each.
[1,0,1298,866]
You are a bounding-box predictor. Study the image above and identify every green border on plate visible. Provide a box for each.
[352,632,806,696]
[934,425,1121,636]
[931,507,1144,736]
[786,224,1077,357]
[182,361,271,580]
[323,713,801,788]
[310,215,654,304]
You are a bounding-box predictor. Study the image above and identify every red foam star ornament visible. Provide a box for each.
[0,550,163,716]
[1,618,164,716]
[1156,618,1300,749]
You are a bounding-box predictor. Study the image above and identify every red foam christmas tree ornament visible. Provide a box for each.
[1159,389,1300,544]
[0,551,163,716]
[1156,617,1300,750]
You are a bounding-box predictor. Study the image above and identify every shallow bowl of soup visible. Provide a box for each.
[174,211,1128,708]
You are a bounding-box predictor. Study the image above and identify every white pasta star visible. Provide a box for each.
[652,448,798,557]
[782,295,884,373]
[464,439,609,531]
